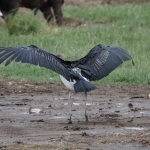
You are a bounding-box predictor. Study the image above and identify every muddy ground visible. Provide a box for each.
[0,81,150,150]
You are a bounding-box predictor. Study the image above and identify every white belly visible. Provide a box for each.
[60,75,75,91]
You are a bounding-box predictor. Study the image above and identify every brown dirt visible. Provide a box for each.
[0,80,150,150]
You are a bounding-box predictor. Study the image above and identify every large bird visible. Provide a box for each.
[0,44,134,123]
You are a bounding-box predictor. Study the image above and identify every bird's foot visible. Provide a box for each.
[68,120,72,124]
[68,116,72,124]
[85,114,88,123]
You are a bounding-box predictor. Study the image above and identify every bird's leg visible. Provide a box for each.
[68,90,73,124]
[84,92,88,122]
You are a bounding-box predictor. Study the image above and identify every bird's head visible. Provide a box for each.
[55,54,62,59]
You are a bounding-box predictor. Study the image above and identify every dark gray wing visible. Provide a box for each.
[72,44,134,81]
[0,45,71,80]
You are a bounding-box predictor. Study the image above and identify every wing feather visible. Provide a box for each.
[0,44,133,84]
[72,44,133,81]
[0,45,70,80]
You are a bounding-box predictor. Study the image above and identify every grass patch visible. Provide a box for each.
[0,3,150,85]
[6,12,41,35]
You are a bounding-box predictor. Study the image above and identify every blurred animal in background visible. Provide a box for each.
[21,0,64,25]
[0,0,64,25]
[0,0,21,18]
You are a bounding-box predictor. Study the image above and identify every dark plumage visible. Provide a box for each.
[0,44,134,123]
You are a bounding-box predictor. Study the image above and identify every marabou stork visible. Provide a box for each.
[0,44,134,123]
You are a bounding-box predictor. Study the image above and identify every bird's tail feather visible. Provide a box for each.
[74,80,97,93]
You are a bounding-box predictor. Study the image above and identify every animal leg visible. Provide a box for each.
[52,5,63,25]
[68,90,73,124]
[84,92,88,122]
[40,5,53,23]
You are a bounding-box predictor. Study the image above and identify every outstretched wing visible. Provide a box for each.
[0,45,70,80]
[72,44,134,81]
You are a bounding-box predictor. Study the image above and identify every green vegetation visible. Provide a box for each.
[6,12,42,35]
[0,3,150,85]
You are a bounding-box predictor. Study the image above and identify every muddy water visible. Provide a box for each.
[0,81,150,149]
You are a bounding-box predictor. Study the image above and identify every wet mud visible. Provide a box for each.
[0,81,150,149]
